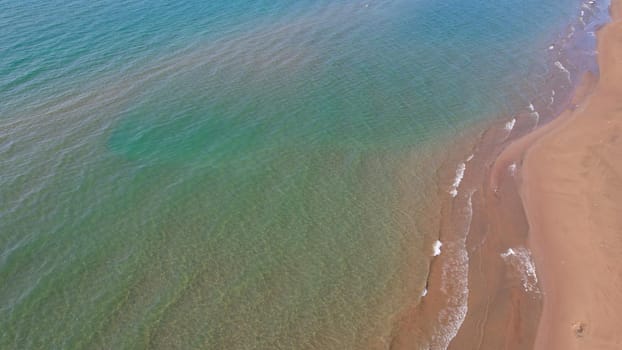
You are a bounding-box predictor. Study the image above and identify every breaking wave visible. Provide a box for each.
[501,247,540,295]
[430,191,474,349]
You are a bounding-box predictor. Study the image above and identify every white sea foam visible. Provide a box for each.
[528,103,535,112]
[448,162,466,198]
[433,240,443,256]
[549,90,555,106]
[555,61,571,81]
[530,111,540,129]
[430,192,474,349]
[508,163,517,176]
[501,247,540,294]
[504,118,516,131]
[528,103,540,126]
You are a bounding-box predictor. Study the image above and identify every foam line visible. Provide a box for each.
[448,163,466,198]
[433,240,443,256]
[555,61,571,82]
[501,247,540,294]
[430,192,474,349]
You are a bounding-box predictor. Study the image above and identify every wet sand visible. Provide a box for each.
[520,2,622,348]
[447,1,622,348]
[484,1,622,348]
[387,1,618,348]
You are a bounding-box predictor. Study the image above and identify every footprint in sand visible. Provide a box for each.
[572,321,586,338]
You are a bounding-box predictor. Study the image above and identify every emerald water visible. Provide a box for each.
[0,0,590,348]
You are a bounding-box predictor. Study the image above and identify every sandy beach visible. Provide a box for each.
[387,1,622,348]
[397,1,622,348]
[502,1,622,348]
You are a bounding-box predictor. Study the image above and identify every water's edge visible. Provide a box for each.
[389,0,610,348]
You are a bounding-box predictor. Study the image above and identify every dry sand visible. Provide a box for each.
[518,1,622,349]
[388,2,622,348]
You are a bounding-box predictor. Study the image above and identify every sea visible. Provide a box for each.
[0,0,605,348]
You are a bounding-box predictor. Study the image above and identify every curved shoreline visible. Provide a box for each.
[385,1,612,348]
[443,1,612,348]
[419,1,612,348]
[478,1,622,348]
[521,2,622,348]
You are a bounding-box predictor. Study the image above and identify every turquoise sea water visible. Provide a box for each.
[0,0,591,348]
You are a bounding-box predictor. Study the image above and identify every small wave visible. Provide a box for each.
[421,287,428,297]
[466,154,474,162]
[531,111,540,124]
[527,103,540,128]
[448,163,466,198]
[431,192,474,349]
[504,118,516,132]
[549,89,555,106]
[501,247,540,294]
[433,240,443,256]
[555,61,571,81]
[508,163,517,176]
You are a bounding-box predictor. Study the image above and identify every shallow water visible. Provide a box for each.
[0,0,592,348]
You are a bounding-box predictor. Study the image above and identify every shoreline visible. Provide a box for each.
[448,0,621,348]
[462,0,622,348]
[521,1,622,348]
[387,0,616,348]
